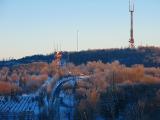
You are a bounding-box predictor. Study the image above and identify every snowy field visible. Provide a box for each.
[0,96,39,120]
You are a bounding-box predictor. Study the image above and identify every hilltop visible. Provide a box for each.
[0,47,160,119]
[0,46,160,68]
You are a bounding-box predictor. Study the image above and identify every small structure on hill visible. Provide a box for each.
[52,51,63,67]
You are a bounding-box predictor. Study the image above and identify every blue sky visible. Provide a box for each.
[0,0,159,59]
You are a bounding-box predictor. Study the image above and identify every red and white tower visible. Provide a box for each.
[129,0,135,48]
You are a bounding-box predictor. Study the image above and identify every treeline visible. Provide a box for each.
[69,46,160,67]
[0,62,50,95]
[0,60,80,95]
[0,46,160,68]
[70,61,160,119]
[0,60,160,119]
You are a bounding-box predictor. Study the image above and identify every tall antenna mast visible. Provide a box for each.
[60,42,62,51]
[57,43,59,52]
[77,30,79,51]
[53,40,56,52]
[129,0,135,48]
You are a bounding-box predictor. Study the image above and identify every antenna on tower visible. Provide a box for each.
[129,0,134,12]
[129,0,135,48]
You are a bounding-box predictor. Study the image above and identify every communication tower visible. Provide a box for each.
[129,0,135,48]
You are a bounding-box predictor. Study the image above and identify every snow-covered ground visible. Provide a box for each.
[57,90,75,120]
[0,96,39,120]
[0,77,53,120]
[49,77,75,120]
[50,76,89,120]
[0,76,89,120]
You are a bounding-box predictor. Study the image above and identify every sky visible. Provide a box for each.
[0,0,159,59]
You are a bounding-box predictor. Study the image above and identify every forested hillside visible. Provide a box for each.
[0,46,160,68]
